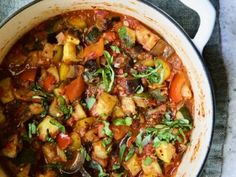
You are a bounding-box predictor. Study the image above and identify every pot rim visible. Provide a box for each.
[0,0,215,176]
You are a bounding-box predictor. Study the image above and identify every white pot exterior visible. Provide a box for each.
[0,0,214,177]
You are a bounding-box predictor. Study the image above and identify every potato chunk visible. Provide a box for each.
[42,143,67,163]
[92,92,118,119]
[135,25,160,51]
[124,154,141,176]
[37,116,60,141]
[72,103,87,120]
[92,140,108,159]
[0,78,14,104]
[2,134,22,158]
[121,97,136,115]
[141,157,162,176]
[63,42,78,63]
[156,142,176,163]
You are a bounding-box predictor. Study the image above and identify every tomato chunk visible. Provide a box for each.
[19,69,37,82]
[64,76,85,102]
[169,72,186,103]
[57,133,72,150]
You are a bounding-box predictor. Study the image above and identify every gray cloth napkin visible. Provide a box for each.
[0,0,227,177]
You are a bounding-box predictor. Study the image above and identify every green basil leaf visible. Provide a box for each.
[110,45,121,53]
[102,121,113,138]
[125,146,135,161]
[113,117,133,126]
[90,160,108,177]
[85,97,96,110]
[58,96,73,119]
[102,138,112,147]
[119,144,126,163]
[49,119,65,134]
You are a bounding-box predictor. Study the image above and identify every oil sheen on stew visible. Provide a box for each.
[0,10,194,177]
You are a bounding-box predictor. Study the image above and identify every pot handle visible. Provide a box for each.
[179,0,216,54]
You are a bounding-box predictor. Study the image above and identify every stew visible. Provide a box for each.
[0,10,193,177]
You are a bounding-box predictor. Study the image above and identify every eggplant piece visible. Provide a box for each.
[84,59,98,73]
[104,16,121,30]
[85,26,102,44]
[47,32,58,44]
[126,79,142,94]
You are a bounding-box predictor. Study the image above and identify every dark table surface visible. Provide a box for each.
[0,0,227,177]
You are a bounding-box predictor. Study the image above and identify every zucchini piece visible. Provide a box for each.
[0,78,14,104]
[49,98,63,118]
[155,142,176,163]
[42,143,67,163]
[42,43,54,59]
[150,39,174,58]
[37,116,60,141]
[124,154,141,176]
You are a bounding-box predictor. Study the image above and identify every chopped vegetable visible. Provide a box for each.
[83,38,104,59]
[119,144,126,163]
[169,72,187,103]
[57,96,73,119]
[92,140,108,159]
[68,16,87,30]
[125,145,135,161]
[124,154,141,176]
[37,116,61,141]
[102,121,113,138]
[64,76,86,102]
[155,142,176,163]
[85,97,96,110]
[2,134,22,158]
[72,103,87,119]
[0,78,14,104]
[94,51,115,92]
[113,117,133,126]
[28,122,37,138]
[91,92,117,119]
[62,42,77,63]
[19,68,37,82]
[118,26,136,47]
[135,24,160,51]
[57,133,72,150]
[121,97,136,115]
[90,160,109,177]
[141,157,162,175]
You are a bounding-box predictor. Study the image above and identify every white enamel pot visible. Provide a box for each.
[0,0,216,176]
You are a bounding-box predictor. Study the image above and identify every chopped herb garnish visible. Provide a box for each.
[118,27,135,47]
[49,119,65,134]
[125,145,135,161]
[28,122,37,139]
[85,97,96,110]
[90,160,108,177]
[102,121,113,138]
[135,85,144,94]
[144,156,153,166]
[58,96,73,120]
[112,163,121,171]
[131,60,165,84]
[94,51,115,92]
[113,117,133,126]
[110,45,120,53]
[102,137,112,147]
[119,144,126,163]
